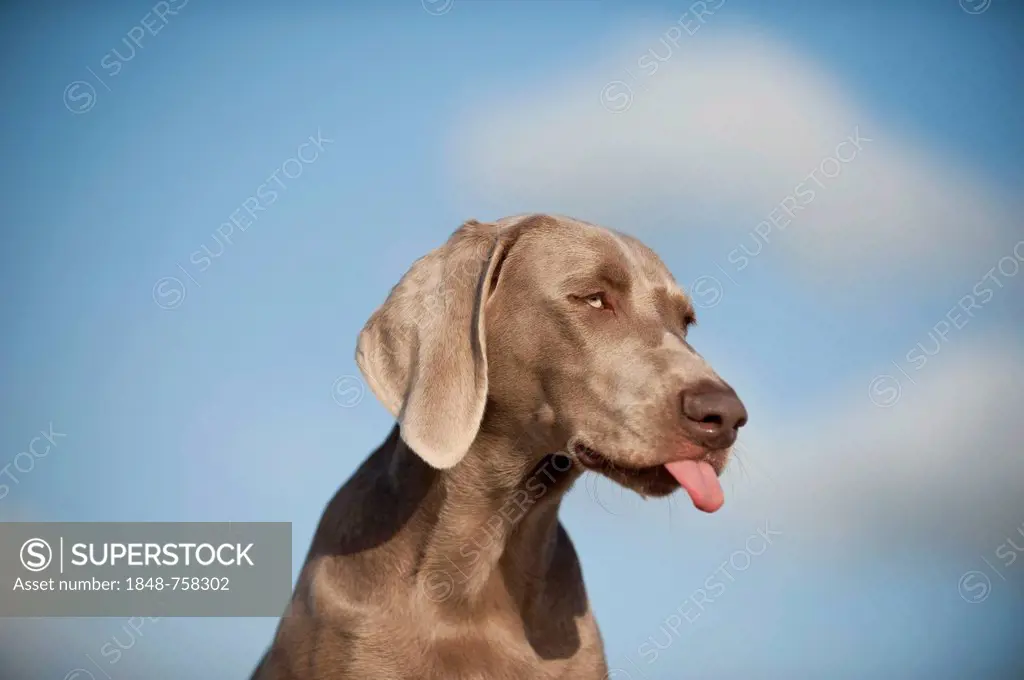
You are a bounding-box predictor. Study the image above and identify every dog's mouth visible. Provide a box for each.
[570,440,727,513]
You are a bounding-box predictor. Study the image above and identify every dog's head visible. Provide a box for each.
[356,215,746,512]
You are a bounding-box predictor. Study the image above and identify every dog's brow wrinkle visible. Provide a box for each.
[606,230,646,280]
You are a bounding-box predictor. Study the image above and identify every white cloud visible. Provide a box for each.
[449,29,1014,280]
[728,331,1024,551]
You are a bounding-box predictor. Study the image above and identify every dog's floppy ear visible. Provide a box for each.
[356,220,510,469]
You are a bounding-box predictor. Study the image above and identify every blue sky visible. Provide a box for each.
[1,1,1022,678]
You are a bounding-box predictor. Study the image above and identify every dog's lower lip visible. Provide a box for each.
[572,442,605,467]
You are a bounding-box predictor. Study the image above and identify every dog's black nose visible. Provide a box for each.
[680,382,747,449]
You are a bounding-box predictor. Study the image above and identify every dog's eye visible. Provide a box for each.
[584,293,607,310]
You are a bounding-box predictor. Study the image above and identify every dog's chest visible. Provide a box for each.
[349,614,605,680]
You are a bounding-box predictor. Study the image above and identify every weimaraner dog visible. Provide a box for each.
[253,214,747,679]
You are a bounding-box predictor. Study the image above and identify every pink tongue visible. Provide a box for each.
[665,460,724,513]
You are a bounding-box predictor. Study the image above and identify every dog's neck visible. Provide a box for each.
[388,419,578,609]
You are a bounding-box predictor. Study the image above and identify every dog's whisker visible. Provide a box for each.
[735,442,778,490]
[731,450,751,483]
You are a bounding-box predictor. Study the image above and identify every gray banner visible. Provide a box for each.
[0,522,292,617]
